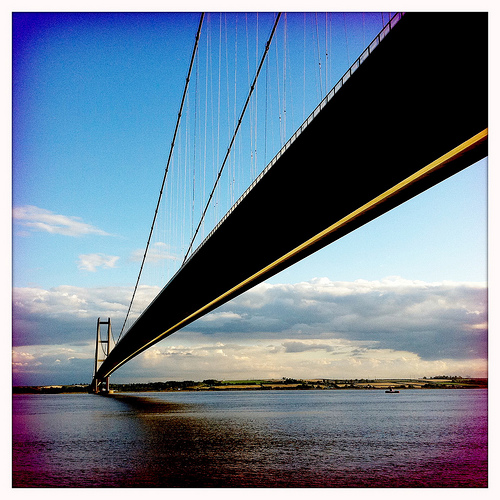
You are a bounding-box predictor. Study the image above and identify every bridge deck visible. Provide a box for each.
[96,12,487,381]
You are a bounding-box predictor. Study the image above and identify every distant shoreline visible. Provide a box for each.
[13,377,488,394]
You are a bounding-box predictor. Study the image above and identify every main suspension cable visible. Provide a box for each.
[118,13,205,342]
[182,12,282,264]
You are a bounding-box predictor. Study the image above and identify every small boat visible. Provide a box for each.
[385,387,400,393]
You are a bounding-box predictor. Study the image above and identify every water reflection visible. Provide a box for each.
[108,393,271,487]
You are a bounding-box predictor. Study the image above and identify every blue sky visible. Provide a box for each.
[10,9,489,385]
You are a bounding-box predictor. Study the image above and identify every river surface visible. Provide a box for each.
[12,389,487,488]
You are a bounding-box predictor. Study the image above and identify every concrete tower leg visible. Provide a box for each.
[91,317,112,394]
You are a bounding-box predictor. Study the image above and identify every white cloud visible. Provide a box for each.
[200,311,242,323]
[282,340,336,353]
[13,205,110,237]
[78,253,119,272]
[130,242,177,263]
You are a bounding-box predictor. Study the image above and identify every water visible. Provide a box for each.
[12,389,487,488]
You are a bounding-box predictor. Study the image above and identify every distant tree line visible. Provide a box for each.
[13,376,487,394]
[13,385,90,394]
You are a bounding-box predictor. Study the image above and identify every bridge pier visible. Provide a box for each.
[90,376,109,394]
[91,318,112,394]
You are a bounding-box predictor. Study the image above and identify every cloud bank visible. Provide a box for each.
[129,242,178,263]
[190,277,487,362]
[12,277,487,385]
[78,253,119,272]
[13,205,110,237]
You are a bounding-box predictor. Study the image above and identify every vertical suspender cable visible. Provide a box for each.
[343,13,350,65]
[183,13,282,264]
[245,14,255,180]
[233,15,238,206]
[224,13,231,208]
[303,13,306,122]
[254,13,259,180]
[245,14,253,180]
[275,38,282,145]
[192,42,200,243]
[216,13,222,224]
[283,13,287,140]
[264,54,268,165]
[362,12,366,50]
[315,13,323,99]
[202,18,210,239]
[118,13,205,342]
[284,13,294,137]
[325,13,328,92]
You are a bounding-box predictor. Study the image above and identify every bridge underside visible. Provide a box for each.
[95,12,487,382]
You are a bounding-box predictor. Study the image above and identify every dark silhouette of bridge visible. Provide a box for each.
[92,12,487,393]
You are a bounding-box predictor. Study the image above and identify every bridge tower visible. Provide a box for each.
[91,317,112,394]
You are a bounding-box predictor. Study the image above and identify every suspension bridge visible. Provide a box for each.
[92,12,487,393]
